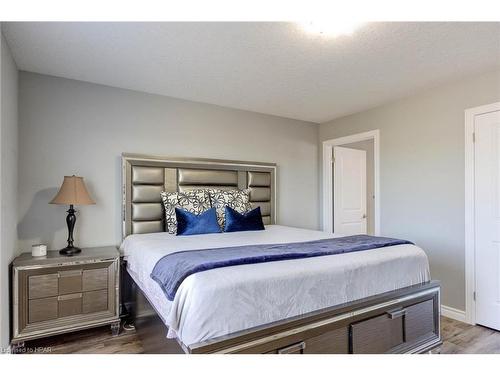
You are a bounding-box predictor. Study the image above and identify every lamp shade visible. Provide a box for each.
[50,175,96,205]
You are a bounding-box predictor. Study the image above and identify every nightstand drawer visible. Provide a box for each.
[83,290,108,314]
[83,268,108,291]
[28,274,59,299]
[29,297,58,323]
[58,293,83,317]
[58,269,83,294]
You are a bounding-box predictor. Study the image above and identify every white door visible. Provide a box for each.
[475,109,500,330]
[333,146,367,235]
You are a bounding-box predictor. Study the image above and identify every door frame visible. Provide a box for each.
[322,129,380,235]
[464,101,500,325]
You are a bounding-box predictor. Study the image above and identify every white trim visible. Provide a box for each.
[441,305,467,323]
[322,130,380,235]
[464,101,500,325]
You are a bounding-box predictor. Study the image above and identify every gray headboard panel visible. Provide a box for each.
[122,153,277,238]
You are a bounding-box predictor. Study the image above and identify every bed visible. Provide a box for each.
[120,153,441,354]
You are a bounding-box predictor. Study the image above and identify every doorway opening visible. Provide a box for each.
[322,130,380,236]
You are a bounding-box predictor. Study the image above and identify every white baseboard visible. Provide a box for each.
[441,305,467,323]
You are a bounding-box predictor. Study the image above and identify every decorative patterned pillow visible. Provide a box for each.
[208,188,253,229]
[160,191,179,234]
[160,190,211,234]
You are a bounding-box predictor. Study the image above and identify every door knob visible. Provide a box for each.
[362,214,366,219]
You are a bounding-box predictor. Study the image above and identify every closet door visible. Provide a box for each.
[475,109,500,331]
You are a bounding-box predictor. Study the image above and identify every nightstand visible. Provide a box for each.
[11,246,120,351]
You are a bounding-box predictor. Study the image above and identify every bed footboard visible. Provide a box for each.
[123,265,441,354]
[190,281,441,354]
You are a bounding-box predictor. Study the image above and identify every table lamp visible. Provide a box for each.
[50,175,95,255]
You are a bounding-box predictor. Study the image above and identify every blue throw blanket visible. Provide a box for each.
[151,235,413,301]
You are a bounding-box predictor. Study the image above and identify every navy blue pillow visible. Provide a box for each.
[224,206,265,232]
[175,207,221,236]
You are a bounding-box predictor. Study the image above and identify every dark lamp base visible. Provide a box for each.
[59,246,82,256]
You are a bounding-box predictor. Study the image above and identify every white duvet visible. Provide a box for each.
[120,225,430,346]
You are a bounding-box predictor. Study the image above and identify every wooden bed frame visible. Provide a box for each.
[121,154,442,354]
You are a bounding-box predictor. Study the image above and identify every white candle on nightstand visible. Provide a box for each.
[32,244,47,257]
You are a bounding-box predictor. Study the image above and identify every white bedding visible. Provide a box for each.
[120,225,430,346]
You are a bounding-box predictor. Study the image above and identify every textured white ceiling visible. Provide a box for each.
[3,22,500,123]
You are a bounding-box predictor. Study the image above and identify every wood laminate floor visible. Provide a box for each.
[440,316,500,354]
[20,316,500,354]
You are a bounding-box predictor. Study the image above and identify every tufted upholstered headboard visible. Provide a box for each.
[122,153,277,238]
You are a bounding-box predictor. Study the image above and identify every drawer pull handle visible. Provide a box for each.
[387,308,407,319]
[58,293,82,301]
[58,270,82,278]
[277,341,306,354]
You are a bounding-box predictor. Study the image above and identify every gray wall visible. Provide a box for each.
[320,68,500,311]
[17,72,319,252]
[336,140,375,235]
[0,29,19,349]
